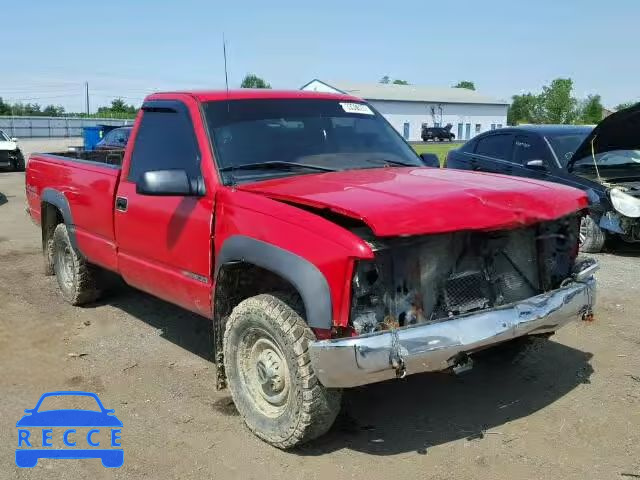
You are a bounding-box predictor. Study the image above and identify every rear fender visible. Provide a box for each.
[41,188,78,251]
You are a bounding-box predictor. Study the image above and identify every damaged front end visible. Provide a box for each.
[309,215,597,388]
[350,214,582,333]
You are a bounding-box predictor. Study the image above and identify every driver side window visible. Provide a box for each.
[128,106,201,183]
[513,135,547,166]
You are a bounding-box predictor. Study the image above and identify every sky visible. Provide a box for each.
[3,0,638,113]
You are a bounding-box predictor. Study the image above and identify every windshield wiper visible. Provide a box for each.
[219,161,337,173]
[362,156,418,168]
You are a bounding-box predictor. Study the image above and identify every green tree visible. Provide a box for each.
[453,81,475,90]
[615,101,638,111]
[392,79,409,85]
[578,94,603,124]
[42,105,65,117]
[537,78,577,124]
[240,74,271,89]
[11,103,42,115]
[109,98,136,114]
[96,98,138,117]
[0,97,10,115]
[379,75,390,84]
[507,93,540,125]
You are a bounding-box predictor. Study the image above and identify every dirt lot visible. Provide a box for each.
[1,148,639,479]
[17,138,83,164]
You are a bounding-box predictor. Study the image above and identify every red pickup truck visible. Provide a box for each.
[26,89,597,449]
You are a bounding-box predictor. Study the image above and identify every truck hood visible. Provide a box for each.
[0,140,18,151]
[238,168,587,237]
[568,103,640,172]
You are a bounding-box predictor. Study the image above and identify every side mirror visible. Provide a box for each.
[24,409,33,414]
[136,170,205,196]
[525,159,545,170]
[420,153,440,168]
[11,137,18,142]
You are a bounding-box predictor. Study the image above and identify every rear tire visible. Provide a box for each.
[223,293,341,449]
[579,215,606,253]
[52,223,102,305]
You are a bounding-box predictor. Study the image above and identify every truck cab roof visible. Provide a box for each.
[147,89,362,103]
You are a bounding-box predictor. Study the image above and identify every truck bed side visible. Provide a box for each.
[26,154,121,272]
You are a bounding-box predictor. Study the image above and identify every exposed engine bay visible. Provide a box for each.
[350,215,581,335]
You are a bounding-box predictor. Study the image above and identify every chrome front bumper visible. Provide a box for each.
[310,276,596,388]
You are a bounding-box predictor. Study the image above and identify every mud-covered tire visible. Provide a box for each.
[223,293,342,449]
[43,235,55,276]
[52,223,101,305]
[579,215,606,253]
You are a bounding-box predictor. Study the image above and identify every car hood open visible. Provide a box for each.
[238,168,587,237]
[568,103,640,172]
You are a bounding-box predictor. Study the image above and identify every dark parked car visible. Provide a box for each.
[421,126,455,142]
[95,126,132,150]
[446,106,640,252]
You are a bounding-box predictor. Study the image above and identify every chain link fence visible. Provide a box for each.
[0,116,134,138]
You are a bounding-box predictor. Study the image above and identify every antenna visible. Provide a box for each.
[223,33,229,111]
[222,33,236,185]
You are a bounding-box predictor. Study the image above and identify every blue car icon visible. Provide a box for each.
[16,391,123,468]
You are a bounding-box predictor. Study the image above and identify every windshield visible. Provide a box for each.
[545,131,590,167]
[0,131,9,142]
[203,99,423,184]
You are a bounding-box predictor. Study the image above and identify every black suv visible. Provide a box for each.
[421,126,455,142]
[445,105,640,253]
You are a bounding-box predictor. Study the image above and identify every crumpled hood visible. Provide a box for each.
[0,140,18,151]
[238,168,588,237]
[569,103,640,171]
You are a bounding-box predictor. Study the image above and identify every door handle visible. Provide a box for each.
[115,196,128,212]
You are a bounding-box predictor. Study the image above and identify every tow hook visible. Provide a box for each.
[390,329,407,379]
[391,355,406,379]
[451,353,474,375]
[581,307,595,322]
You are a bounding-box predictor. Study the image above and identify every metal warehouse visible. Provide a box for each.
[301,79,509,142]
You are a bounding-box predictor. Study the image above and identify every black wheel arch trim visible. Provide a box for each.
[215,235,333,329]
[40,188,79,251]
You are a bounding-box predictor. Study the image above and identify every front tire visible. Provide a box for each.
[12,151,25,172]
[52,223,102,305]
[223,293,341,449]
[579,215,606,253]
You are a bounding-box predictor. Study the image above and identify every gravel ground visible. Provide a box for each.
[0,145,638,479]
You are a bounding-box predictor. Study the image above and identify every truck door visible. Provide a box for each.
[114,100,214,316]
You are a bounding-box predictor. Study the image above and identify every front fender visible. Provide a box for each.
[215,235,332,329]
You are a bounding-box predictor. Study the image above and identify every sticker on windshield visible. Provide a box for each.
[339,102,374,115]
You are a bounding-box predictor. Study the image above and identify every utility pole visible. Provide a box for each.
[85,81,90,116]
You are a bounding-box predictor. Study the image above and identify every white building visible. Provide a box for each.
[301,79,509,142]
